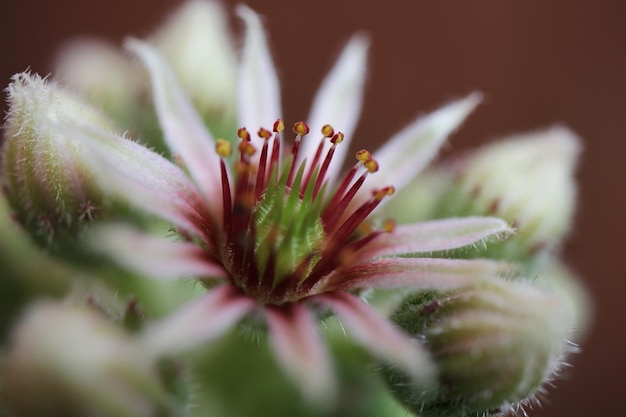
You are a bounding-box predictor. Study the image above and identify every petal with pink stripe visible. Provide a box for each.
[266,303,336,402]
[141,286,255,356]
[90,225,227,280]
[317,257,510,292]
[359,217,513,260]
[127,39,223,209]
[313,292,435,380]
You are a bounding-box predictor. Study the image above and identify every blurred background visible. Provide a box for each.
[1,0,623,416]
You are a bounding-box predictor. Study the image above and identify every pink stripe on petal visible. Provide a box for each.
[302,35,369,183]
[236,5,282,146]
[126,39,223,210]
[142,286,255,356]
[266,304,336,403]
[57,123,214,240]
[360,217,513,259]
[313,292,435,380]
[90,225,227,280]
[317,258,510,293]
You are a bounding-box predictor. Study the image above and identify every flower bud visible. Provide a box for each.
[150,0,237,129]
[387,278,572,417]
[1,72,114,242]
[1,301,165,417]
[439,127,581,260]
[54,39,149,130]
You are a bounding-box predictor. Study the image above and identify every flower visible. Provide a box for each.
[4,3,521,402]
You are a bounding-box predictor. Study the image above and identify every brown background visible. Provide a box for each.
[1,1,624,416]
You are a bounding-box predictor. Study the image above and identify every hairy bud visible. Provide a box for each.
[387,278,572,417]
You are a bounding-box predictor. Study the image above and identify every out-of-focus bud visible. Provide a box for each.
[54,39,149,131]
[387,277,572,417]
[1,72,114,242]
[383,168,455,224]
[438,127,581,260]
[0,192,73,340]
[535,260,593,343]
[151,0,237,131]
[2,301,166,417]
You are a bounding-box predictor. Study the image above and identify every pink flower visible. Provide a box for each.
[54,5,512,401]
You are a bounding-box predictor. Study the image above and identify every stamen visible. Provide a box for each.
[237,127,251,142]
[255,128,272,201]
[287,121,309,187]
[293,121,310,136]
[322,150,376,230]
[313,131,344,199]
[273,119,285,133]
[321,124,335,138]
[257,127,272,140]
[363,158,379,173]
[238,141,256,158]
[216,139,233,229]
[356,149,371,163]
[330,132,344,144]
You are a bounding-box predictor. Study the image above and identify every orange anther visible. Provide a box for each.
[382,219,396,233]
[215,139,232,157]
[237,127,251,142]
[273,119,285,133]
[356,149,371,162]
[321,124,334,138]
[363,159,379,173]
[331,132,344,144]
[258,127,272,140]
[293,121,310,136]
[238,141,256,157]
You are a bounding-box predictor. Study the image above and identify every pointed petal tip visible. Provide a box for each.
[235,3,262,24]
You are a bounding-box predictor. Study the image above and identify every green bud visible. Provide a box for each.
[388,278,571,417]
[438,127,581,260]
[1,72,114,243]
[54,39,149,132]
[150,0,237,131]
[1,301,166,417]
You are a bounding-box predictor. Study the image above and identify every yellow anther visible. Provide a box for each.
[363,159,379,173]
[273,119,285,133]
[258,127,272,140]
[237,127,251,142]
[234,162,257,175]
[373,186,395,200]
[215,139,232,158]
[382,219,396,233]
[356,149,371,163]
[321,124,334,138]
[238,141,257,157]
[293,121,310,136]
[357,221,375,235]
[331,132,344,144]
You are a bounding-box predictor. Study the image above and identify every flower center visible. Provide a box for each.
[213,120,395,304]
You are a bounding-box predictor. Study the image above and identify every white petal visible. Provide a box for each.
[151,0,238,119]
[57,123,213,239]
[266,304,336,403]
[126,39,223,209]
[317,257,511,292]
[141,286,255,356]
[90,225,228,280]
[301,35,369,181]
[365,93,482,198]
[314,292,435,380]
[359,217,513,259]
[236,5,282,143]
